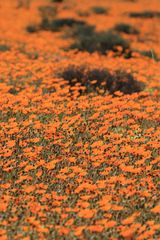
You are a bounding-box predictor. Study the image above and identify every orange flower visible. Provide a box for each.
[65,219,74,226]
[88,225,104,232]
[6,140,15,147]
[78,209,95,219]
[91,140,103,148]
[58,227,70,235]
[151,205,160,213]
[104,221,117,228]
[74,226,85,236]
[0,0,160,238]
[121,212,140,225]
[23,185,36,193]
[120,228,135,238]
[45,160,58,170]
[36,170,43,177]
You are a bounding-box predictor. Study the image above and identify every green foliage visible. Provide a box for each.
[40,18,51,31]
[129,11,160,18]
[49,18,85,31]
[139,50,159,61]
[65,23,95,38]
[40,18,85,31]
[114,23,139,34]
[26,51,39,60]
[26,24,38,33]
[91,6,108,14]
[109,70,145,94]
[58,65,145,95]
[77,10,90,17]
[70,28,130,54]
[26,5,57,32]
[38,5,57,20]
[0,44,10,52]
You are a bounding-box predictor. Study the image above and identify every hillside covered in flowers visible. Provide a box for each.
[0,0,160,239]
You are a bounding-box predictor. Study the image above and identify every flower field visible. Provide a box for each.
[0,0,160,239]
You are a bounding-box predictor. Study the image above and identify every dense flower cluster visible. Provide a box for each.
[0,0,159,239]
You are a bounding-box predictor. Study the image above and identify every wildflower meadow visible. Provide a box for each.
[0,0,160,239]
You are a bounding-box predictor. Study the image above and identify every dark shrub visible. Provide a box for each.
[40,18,85,31]
[38,5,57,20]
[8,88,19,95]
[38,5,57,31]
[91,6,108,14]
[77,10,90,17]
[40,18,51,30]
[0,44,10,52]
[95,31,130,53]
[57,65,145,95]
[108,70,145,94]
[123,50,133,59]
[129,11,160,18]
[114,23,139,34]
[70,30,130,54]
[51,0,63,2]
[49,18,85,31]
[59,65,87,84]
[58,65,111,94]
[26,24,38,33]
[66,23,95,38]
